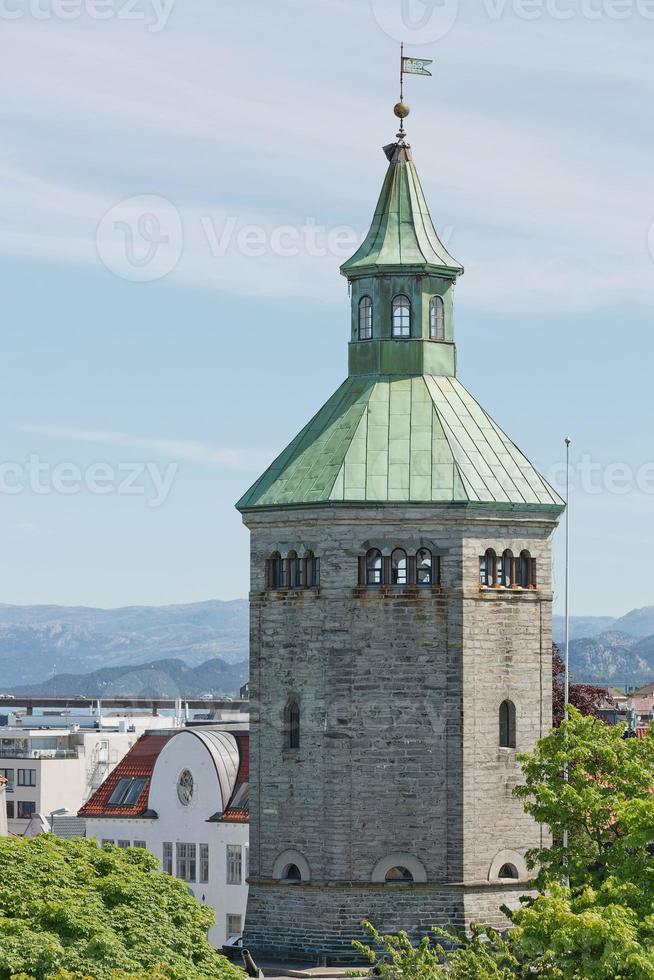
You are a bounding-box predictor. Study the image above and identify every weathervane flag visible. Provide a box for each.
[402,56,433,77]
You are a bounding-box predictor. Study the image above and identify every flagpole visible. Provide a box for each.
[563,436,571,858]
[400,41,404,102]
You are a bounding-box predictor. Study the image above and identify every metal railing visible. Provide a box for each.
[0,748,78,760]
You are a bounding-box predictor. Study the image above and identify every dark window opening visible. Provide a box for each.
[498,863,519,880]
[480,548,497,587]
[416,548,433,585]
[385,866,414,882]
[366,548,383,586]
[499,700,516,749]
[284,699,300,751]
[283,863,302,881]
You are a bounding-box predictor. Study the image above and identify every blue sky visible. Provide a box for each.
[1,0,653,616]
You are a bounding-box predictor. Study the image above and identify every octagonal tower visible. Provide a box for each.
[236,130,563,962]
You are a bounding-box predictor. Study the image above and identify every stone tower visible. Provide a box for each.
[236,130,564,962]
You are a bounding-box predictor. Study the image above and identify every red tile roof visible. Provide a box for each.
[79,731,174,818]
[220,732,249,823]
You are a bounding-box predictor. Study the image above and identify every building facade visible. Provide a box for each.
[236,133,564,960]
[0,714,173,835]
[79,725,249,949]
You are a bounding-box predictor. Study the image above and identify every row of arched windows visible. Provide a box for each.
[480,549,536,589]
[266,552,320,590]
[357,295,445,341]
[359,548,439,587]
[273,849,521,884]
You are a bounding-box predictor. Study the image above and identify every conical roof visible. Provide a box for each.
[236,375,563,512]
[340,143,463,280]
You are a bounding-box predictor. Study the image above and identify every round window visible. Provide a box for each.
[177,768,194,805]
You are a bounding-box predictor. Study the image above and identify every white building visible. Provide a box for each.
[0,775,7,836]
[0,711,178,836]
[79,725,249,949]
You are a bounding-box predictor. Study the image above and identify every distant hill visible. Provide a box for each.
[569,630,654,688]
[0,600,248,688]
[7,656,248,699]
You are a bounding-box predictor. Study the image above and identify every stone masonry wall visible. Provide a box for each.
[243,504,558,960]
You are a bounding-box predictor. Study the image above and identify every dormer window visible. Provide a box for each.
[429,296,444,340]
[391,295,411,338]
[358,296,372,340]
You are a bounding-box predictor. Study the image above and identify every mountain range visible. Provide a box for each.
[7,656,248,699]
[0,600,248,690]
[3,600,654,696]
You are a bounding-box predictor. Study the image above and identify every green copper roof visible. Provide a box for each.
[236,375,563,512]
[340,143,463,280]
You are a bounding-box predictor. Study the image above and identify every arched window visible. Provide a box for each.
[385,866,414,882]
[517,550,533,588]
[270,552,284,590]
[304,550,320,588]
[429,296,444,340]
[284,699,300,750]
[498,863,519,880]
[282,863,302,881]
[391,549,407,586]
[499,700,516,749]
[500,550,514,588]
[366,548,383,586]
[392,295,411,338]
[416,548,432,586]
[358,296,372,340]
[480,548,496,587]
[287,550,300,589]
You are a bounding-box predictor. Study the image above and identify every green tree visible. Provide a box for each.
[0,835,244,980]
[355,710,654,978]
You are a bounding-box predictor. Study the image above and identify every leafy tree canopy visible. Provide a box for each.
[0,835,244,980]
[552,646,613,727]
[356,710,654,978]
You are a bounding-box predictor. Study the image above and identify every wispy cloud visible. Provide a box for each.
[6,423,272,471]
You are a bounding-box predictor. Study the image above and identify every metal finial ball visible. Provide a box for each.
[393,101,410,119]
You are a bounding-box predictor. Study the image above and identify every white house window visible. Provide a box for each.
[163,841,173,875]
[17,801,35,819]
[358,295,373,340]
[392,294,411,338]
[102,839,115,847]
[0,768,14,791]
[177,769,194,806]
[176,842,196,882]
[429,295,445,340]
[117,840,130,848]
[199,843,209,883]
[226,914,242,938]
[17,769,36,787]
[133,840,146,849]
[227,844,242,884]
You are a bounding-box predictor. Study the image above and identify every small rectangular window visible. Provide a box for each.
[200,843,209,883]
[17,800,36,819]
[163,841,173,874]
[226,914,242,938]
[117,840,130,848]
[176,842,196,882]
[226,844,242,885]
[102,839,115,846]
[0,768,14,790]
[17,769,36,787]
[133,840,147,849]
[6,801,14,819]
